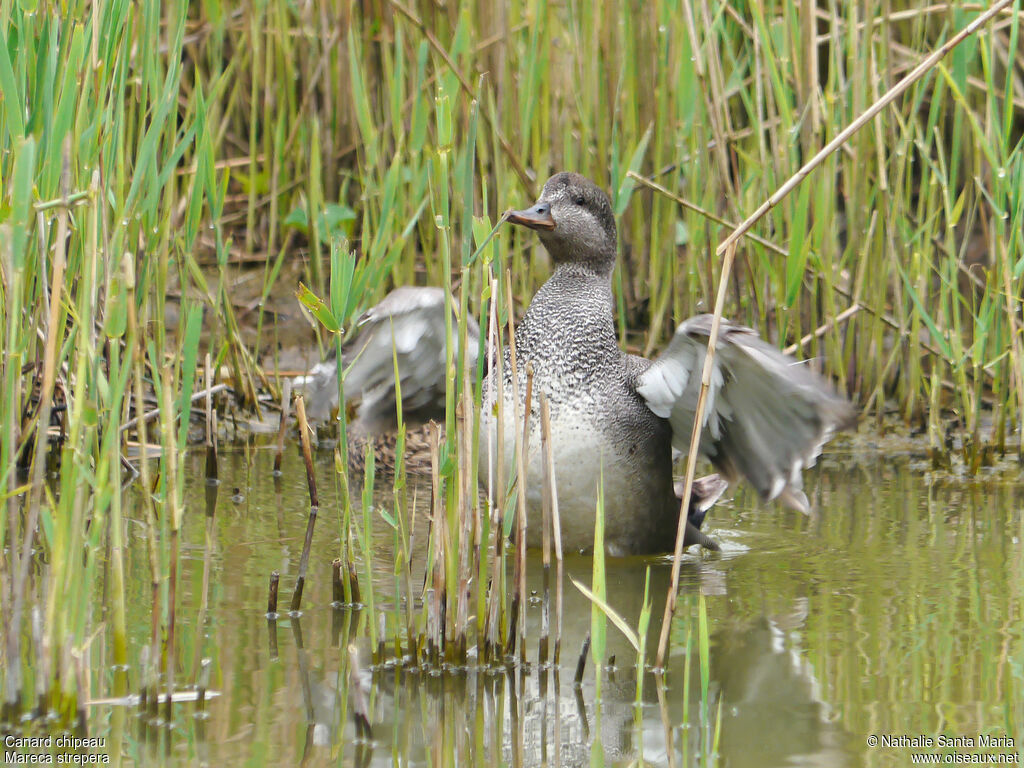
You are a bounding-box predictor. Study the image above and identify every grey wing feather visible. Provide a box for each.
[636,314,855,512]
[295,286,479,430]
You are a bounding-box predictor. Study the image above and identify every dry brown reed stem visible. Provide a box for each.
[812,3,1022,40]
[628,170,964,370]
[654,241,734,671]
[519,363,534,652]
[654,673,678,768]
[484,276,506,659]
[427,423,444,660]
[485,274,500,522]
[331,559,344,605]
[656,1,1012,668]
[347,559,362,606]
[273,377,292,474]
[387,0,534,195]
[783,304,862,357]
[453,277,476,659]
[454,401,471,656]
[717,0,1014,257]
[295,395,318,507]
[4,148,72,718]
[290,395,319,613]
[627,171,786,255]
[550,421,564,666]
[204,353,219,482]
[123,251,162,689]
[160,376,182,720]
[504,267,529,660]
[267,571,280,615]
[539,394,554,667]
[119,383,230,434]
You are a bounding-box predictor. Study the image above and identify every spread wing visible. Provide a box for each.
[635,315,856,512]
[296,286,480,430]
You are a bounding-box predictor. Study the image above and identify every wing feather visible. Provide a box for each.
[636,314,855,511]
[295,287,479,430]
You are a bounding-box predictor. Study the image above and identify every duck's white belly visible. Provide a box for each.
[480,397,645,555]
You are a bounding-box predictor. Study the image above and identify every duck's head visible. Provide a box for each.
[505,172,617,273]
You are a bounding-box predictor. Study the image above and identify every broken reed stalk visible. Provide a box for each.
[332,559,344,605]
[274,378,292,475]
[290,395,319,613]
[347,555,362,606]
[267,571,280,615]
[655,2,1012,669]
[295,395,319,508]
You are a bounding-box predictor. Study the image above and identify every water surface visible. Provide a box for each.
[55,443,1024,766]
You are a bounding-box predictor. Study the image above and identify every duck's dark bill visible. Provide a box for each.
[505,205,556,230]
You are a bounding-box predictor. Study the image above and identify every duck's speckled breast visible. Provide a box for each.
[480,270,678,555]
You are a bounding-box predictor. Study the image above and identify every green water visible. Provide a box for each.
[21,443,1023,767]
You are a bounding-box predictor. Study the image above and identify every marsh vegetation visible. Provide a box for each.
[1,0,1023,764]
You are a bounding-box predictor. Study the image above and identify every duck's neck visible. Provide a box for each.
[513,262,619,370]
[542,234,617,277]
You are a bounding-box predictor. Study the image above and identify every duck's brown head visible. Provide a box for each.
[506,172,617,273]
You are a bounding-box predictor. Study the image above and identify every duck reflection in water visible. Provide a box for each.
[294,558,852,766]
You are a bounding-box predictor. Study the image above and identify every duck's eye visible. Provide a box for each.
[573,194,586,206]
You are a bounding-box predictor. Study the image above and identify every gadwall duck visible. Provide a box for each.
[298,172,855,554]
[489,172,854,554]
